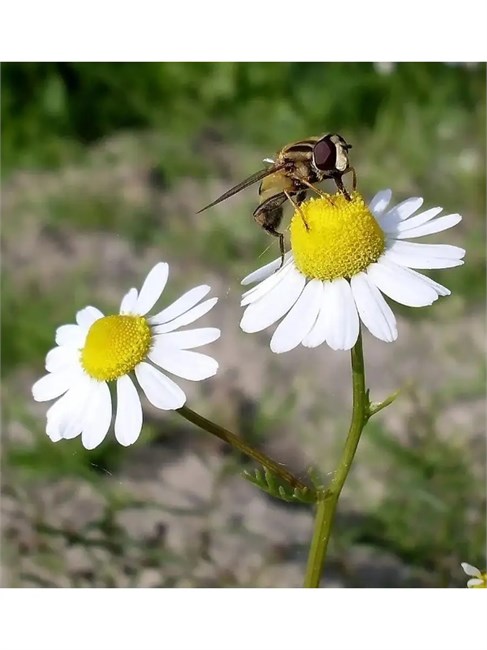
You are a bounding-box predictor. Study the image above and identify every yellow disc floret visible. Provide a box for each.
[81,315,151,381]
[290,192,385,280]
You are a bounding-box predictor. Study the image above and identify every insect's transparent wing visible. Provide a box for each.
[197,165,286,213]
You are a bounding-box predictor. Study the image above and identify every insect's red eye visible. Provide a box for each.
[313,138,336,171]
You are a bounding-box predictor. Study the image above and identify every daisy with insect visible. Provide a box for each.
[238,186,465,587]
[240,189,464,352]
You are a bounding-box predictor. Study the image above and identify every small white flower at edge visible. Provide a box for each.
[461,562,487,588]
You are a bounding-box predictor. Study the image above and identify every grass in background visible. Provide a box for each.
[3,63,484,301]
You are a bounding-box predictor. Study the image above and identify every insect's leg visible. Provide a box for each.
[350,167,357,190]
[334,174,352,201]
[259,224,285,267]
[340,167,357,192]
[278,232,285,266]
[284,190,310,232]
[254,198,287,267]
[293,176,332,202]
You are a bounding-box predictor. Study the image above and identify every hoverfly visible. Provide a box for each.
[197,133,356,262]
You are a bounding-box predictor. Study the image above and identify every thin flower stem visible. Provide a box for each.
[177,404,311,493]
[303,329,368,588]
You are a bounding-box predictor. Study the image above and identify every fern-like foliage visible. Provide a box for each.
[242,467,317,504]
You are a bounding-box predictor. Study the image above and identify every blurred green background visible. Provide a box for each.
[1,62,485,588]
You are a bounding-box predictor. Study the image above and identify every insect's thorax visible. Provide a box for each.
[277,139,325,183]
[278,137,320,159]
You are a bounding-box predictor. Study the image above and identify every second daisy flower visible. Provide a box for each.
[32,263,221,449]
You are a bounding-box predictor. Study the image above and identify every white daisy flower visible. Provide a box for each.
[32,263,221,449]
[461,562,487,588]
[240,190,465,353]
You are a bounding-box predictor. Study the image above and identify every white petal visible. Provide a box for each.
[135,362,186,410]
[81,381,112,450]
[153,327,221,350]
[385,206,442,234]
[388,197,424,220]
[241,260,294,306]
[32,367,82,402]
[47,398,73,442]
[467,578,483,587]
[46,375,94,441]
[45,395,69,442]
[241,252,292,286]
[405,268,450,296]
[367,259,440,307]
[399,206,444,225]
[240,265,306,333]
[394,213,462,239]
[384,241,465,269]
[149,285,211,325]
[270,279,323,353]
[152,298,218,334]
[379,197,424,230]
[381,206,442,235]
[114,375,143,446]
[76,306,104,331]
[55,324,86,348]
[134,262,169,316]
[45,346,80,373]
[368,189,392,217]
[149,345,218,381]
[350,273,397,343]
[302,283,329,348]
[461,563,481,578]
[379,207,443,235]
[323,278,359,351]
[45,424,63,442]
[120,288,138,314]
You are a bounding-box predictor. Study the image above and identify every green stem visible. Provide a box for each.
[177,404,310,493]
[303,329,368,588]
[368,386,404,417]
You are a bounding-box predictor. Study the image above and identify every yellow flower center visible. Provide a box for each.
[81,315,151,381]
[290,192,385,280]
